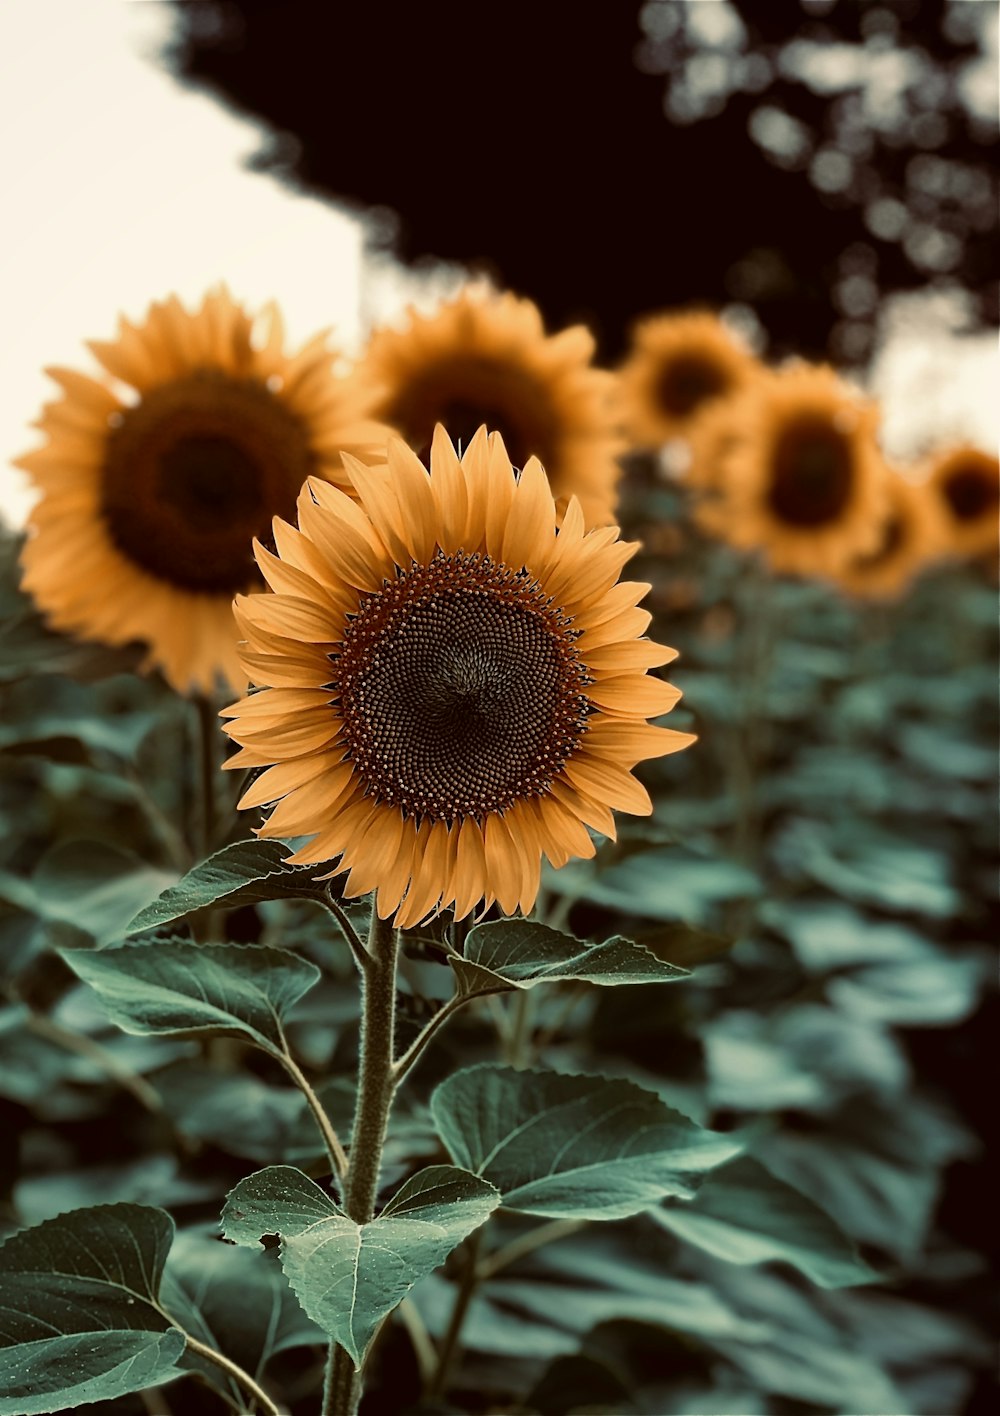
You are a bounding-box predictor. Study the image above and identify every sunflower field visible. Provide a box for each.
[0,5,997,1416]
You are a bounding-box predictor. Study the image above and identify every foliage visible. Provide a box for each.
[0,512,993,1416]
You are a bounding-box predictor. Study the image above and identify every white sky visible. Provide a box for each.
[1,1,996,525]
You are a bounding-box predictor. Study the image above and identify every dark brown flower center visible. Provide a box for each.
[766,415,855,527]
[101,371,316,592]
[381,356,555,473]
[942,464,999,522]
[336,552,591,821]
[655,354,730,419]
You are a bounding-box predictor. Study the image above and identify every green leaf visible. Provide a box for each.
[222,1163,500,1365]
[63,939,320,1054]
[431,1065,743,1219]
[0,1203,185,1414]
[127,839,326,934]
[654,1157,876,1287]
[0,840,177,946]
[450,919,688,998]
[162,1231,323,1403]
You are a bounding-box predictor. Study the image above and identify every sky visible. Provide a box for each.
[0,1,996,526]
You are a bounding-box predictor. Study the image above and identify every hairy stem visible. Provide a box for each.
[318,890,371,972]
[323,905,400,1416]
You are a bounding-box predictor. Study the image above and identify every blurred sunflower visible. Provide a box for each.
[222,426,694,925]
[834,469,937,601]
[618,310,759,447]
[695,363,887,577]
[17,287,387,695]
[350,287,623,525]
[926,444,999,560]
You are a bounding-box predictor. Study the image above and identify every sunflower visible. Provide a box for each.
[17,287,387,695]
[221,426,694,925]
[618,309,759,447]
[925,443,999,560]
[833,469,937,601]
[350,286,624,526]
[694,363,888,577]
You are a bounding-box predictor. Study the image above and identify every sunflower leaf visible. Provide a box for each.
[222,1164,499,1366]
[450,920,689,998]
[126,839,325,934]
[431,1065,743,1220]
[0,1203,186,1414]
[61,939,320,1054]
[654,1157,877,1288]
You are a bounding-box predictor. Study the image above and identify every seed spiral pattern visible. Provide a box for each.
[336,552,592,821]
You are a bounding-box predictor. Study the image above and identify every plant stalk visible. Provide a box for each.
[323,905,400,1416]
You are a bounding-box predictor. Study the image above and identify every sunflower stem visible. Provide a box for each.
[324,903,400,1416]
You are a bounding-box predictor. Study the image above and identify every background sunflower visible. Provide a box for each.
[925,443,1000,561]
[349,287,624,526]
[694,362,889,578]
[619,309,761,447]
[17,287,387,694]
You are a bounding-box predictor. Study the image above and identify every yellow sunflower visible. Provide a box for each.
[16,287,387,695]
[618,309,760,447]
[925,443,999,560]
[350,286,624,526]
[833,468,938,601]
[221,426,694,926]
[694,363,888,577]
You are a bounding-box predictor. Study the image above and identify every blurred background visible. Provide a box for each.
[0,0,997,523]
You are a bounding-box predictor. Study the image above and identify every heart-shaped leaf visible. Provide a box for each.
[63,939,320,1054]
[431,1065,743,1220]
[222,1164,499,1365]
[127,840,324,934]
[450,920,688,998]
[0,1203,185,1414]
[654,1157,877,1288]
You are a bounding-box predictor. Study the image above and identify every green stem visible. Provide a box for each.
[23,1011,162,1114]
[426,1227,483,1401]
[274,1047,349,1180]
[182,1330,283,1415]
[319,890,371,972]
[477,1217,586,1280]
[392,992,470,1084]
[323,905,400,1416]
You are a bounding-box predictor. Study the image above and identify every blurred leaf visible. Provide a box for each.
[223,1163,499,1365]
[703,1006,907,1112]
[774,821,956,918]
[451,920,688,998]
[527,1352,637,1413]
[0,1203,185,1414]
[550,850,758,924]
[155,1063,352,1167]
[127,839,326,933]
[0,840,176,946]
[654,1157,875,1287]
[431,1065,742,1219]
[162,1229,323,1402]
[13,1157,211,1228]
[64,938,320,1053]
[828,953,988,1027]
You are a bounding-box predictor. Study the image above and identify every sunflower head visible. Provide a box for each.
[348,286,625,526]
[619,309,760,447]
[221,425,694,926]
[694,363,889,577]
[16,287,388,694]
[833,468,938,601]
[926,444,999,560]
